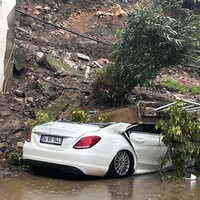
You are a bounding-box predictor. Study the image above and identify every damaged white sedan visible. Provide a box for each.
[23,120,170,178]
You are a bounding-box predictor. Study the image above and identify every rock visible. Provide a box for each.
[35,5,43,10]
[26,44,39,52]
[27,80,38,90]
[45,100,69,118]
[42,53,76,74]
[16,141,24,152]
[35,52,45,63]
[38,80,58,100]
[13,97,24,104]
[26,97,34,103]
[14,48,28,74]
[43,14,52,21]
[95,58,110,65]
[78,40,98,48]
[33,10,41,15]
[0,142,8,152]
[77,53,90,61]
[43,6,50,11]
[0,111,10,117]
[84,66,91,80]
[13,89,25,97]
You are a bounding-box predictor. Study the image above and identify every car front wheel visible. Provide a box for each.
[109,150,134,178]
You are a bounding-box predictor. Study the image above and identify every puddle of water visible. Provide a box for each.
[0,172,200,200]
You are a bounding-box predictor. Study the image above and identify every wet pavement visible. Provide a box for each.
[1,170,200,200]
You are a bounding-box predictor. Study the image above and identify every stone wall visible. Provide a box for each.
[0,0,16,93]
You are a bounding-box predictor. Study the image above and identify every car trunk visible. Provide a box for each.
[31,121,100,150]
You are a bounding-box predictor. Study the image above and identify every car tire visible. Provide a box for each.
[109,150,134,178]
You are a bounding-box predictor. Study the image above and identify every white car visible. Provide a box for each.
[23,120,169,178]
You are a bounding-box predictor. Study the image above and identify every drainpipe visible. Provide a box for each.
[0,0,16,93]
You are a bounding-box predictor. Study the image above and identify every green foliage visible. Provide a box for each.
[163,79,188,93]
[70,110,90,123]
[70,110,109,123]
[156,102,200,179]
[162,78,200,95]
[7,152,23,166]
[190,86,200,95]
[153,0,198,11]
[153,0,183,8]
[93,5,200,106]
[97,112,109,122]
[28,111,54,128]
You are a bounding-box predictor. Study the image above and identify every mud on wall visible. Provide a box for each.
[0,0,16,93]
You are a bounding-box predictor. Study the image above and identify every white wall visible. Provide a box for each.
[0,0,16,92]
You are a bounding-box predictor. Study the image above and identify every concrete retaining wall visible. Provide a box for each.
[0,0,16,93]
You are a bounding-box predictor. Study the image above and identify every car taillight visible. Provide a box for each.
[73,136,101,149]
[25,131,32,142]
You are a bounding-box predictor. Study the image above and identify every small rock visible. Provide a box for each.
[33,10,41,15]
[26,44,39,52]
[35,52,45,63]
[14,89,25,97]
[0,111,10,117]
[84,66,91,80]
[0,142,8,152]
[35,5,43,10]
[43,6,50,11]
[78,40,98,48]
[43,14,52,21]
[14,48,28,74]
[77,53,90,61]
[26,97,34,103]
[13,97,24,104]
[16,141,24,152]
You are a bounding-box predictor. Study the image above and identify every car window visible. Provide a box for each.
[131,124,160,134]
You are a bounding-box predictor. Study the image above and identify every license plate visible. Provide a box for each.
[40,135,63,145]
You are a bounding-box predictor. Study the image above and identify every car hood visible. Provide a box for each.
[32,121,100,137]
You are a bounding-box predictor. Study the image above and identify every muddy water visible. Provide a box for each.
[1,172,200,200]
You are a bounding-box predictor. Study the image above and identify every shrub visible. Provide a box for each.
[28,111,54,128]
[156,102,200,179]
[7,152,23,166]
[70,110,109,123]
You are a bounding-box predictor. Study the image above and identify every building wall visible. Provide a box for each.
[0,0,16,93]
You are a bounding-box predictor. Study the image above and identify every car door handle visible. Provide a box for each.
[136,138,145,144]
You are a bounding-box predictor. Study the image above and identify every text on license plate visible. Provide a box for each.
[40,135,63,145]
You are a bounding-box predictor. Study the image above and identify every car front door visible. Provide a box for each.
[129,124,167,169]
